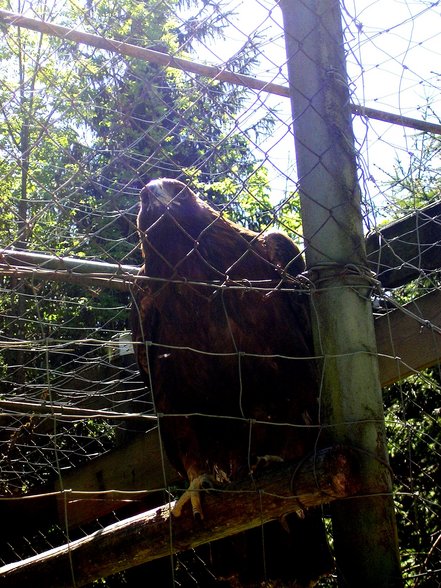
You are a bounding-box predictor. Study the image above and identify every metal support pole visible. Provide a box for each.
[280,0,402,585]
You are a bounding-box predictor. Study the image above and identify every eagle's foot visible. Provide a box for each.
[172,474,215,519]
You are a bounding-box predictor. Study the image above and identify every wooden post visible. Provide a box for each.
[280,1,403,586]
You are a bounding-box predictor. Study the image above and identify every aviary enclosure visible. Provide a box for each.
[0,0,440,586]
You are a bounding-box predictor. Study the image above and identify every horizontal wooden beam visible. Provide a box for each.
[375,289,441,386]
[0,248,140,291]
[53,427,176,527]
[0,398,156,423]
[0,446,361,588]
[366,200,441,288]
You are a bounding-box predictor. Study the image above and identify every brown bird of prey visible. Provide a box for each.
[131,178,333,586]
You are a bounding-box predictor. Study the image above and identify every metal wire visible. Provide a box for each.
[0,0,440,586]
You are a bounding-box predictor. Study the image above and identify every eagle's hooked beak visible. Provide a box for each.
[143,178,188,209]
[142,179,169,209]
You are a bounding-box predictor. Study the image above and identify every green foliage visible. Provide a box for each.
[383,103,441,217]
[0,0,277,263]
[0,0,281,273]
[384,369,441,585]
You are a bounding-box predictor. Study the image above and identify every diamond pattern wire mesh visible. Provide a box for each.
[0,0,440,586]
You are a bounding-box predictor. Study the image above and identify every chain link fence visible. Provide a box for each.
[0,0,440,586]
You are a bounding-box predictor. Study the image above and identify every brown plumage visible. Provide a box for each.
[131,178,333,585]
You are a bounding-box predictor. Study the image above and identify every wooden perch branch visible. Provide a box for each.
[0,446,361,588]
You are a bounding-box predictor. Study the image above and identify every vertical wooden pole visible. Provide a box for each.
[280,1,402,586]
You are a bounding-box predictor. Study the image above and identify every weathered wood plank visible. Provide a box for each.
[366,200,441,288]
[54,427,176,528]
[375,289,441,386]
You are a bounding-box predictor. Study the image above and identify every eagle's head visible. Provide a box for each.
[137,177,305,281]
[143,178,192,205]
[137,178,221,272]
[138,178,197,229]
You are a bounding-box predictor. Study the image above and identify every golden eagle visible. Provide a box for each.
[131,178,333,585]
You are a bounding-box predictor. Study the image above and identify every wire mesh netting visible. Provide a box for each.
[0,0,440,586]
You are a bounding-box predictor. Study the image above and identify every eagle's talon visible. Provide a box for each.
[172,474,215,519]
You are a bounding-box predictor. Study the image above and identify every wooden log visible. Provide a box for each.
[0,446,361,588]
[0,248,140,292]
[2,10,441,135]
